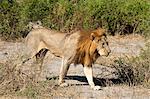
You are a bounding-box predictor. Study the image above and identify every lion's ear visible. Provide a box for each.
[100,29,106,35]
[94,28,106,36]
[90,33,95,41]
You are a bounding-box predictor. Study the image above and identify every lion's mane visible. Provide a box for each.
[73,30,100,66]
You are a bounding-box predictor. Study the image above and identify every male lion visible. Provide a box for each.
[24,27,111,90]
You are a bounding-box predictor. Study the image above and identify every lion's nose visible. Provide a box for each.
[108,49,111,53]
[107,47,111,53]
[106,49,111,57]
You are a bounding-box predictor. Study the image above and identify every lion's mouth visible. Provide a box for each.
[101,53,109,57]
[98,48,110,57]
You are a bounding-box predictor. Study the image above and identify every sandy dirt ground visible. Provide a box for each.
[0,35,150,99]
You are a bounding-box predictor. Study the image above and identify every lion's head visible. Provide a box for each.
[73,28,111,66]
[90,28,111,56]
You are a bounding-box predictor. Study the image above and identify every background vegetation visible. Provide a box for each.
[0,0,150,40]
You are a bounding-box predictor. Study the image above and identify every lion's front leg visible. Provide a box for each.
[58,58,70,87]
[83,66,101,90]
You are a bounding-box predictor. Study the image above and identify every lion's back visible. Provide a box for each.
[62,31,81,57]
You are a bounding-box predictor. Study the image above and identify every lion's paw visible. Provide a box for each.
[59,82,69,87]
[92,86,102,90]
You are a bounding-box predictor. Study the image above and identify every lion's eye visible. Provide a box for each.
[102,42,105,45]
[98,39,101,42]
[106,42,108,45]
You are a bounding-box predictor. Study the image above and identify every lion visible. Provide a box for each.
[24,27,111,90]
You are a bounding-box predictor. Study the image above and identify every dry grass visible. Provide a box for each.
[113,41,150,87]
[0,60,35,96]
[0,55,78,99]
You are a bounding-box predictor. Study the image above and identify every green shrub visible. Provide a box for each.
[0,0,150,40]
[0,0,22,40]
[44,0,150,34]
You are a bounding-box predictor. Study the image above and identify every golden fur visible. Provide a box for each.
[24,27,110,90]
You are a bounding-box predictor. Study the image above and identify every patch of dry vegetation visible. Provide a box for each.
[0,57,77,98]
[0,59,35,96]
[114,41,150,87]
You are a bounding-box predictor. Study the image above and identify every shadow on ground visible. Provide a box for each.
[46,75,122,87]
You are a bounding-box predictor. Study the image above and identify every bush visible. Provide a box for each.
[114,42,150,87]
[0,0,22,40]
[0,0,150,40]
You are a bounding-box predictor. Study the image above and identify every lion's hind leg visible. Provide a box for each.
[24,35,41,63]
[24,37,47,81]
